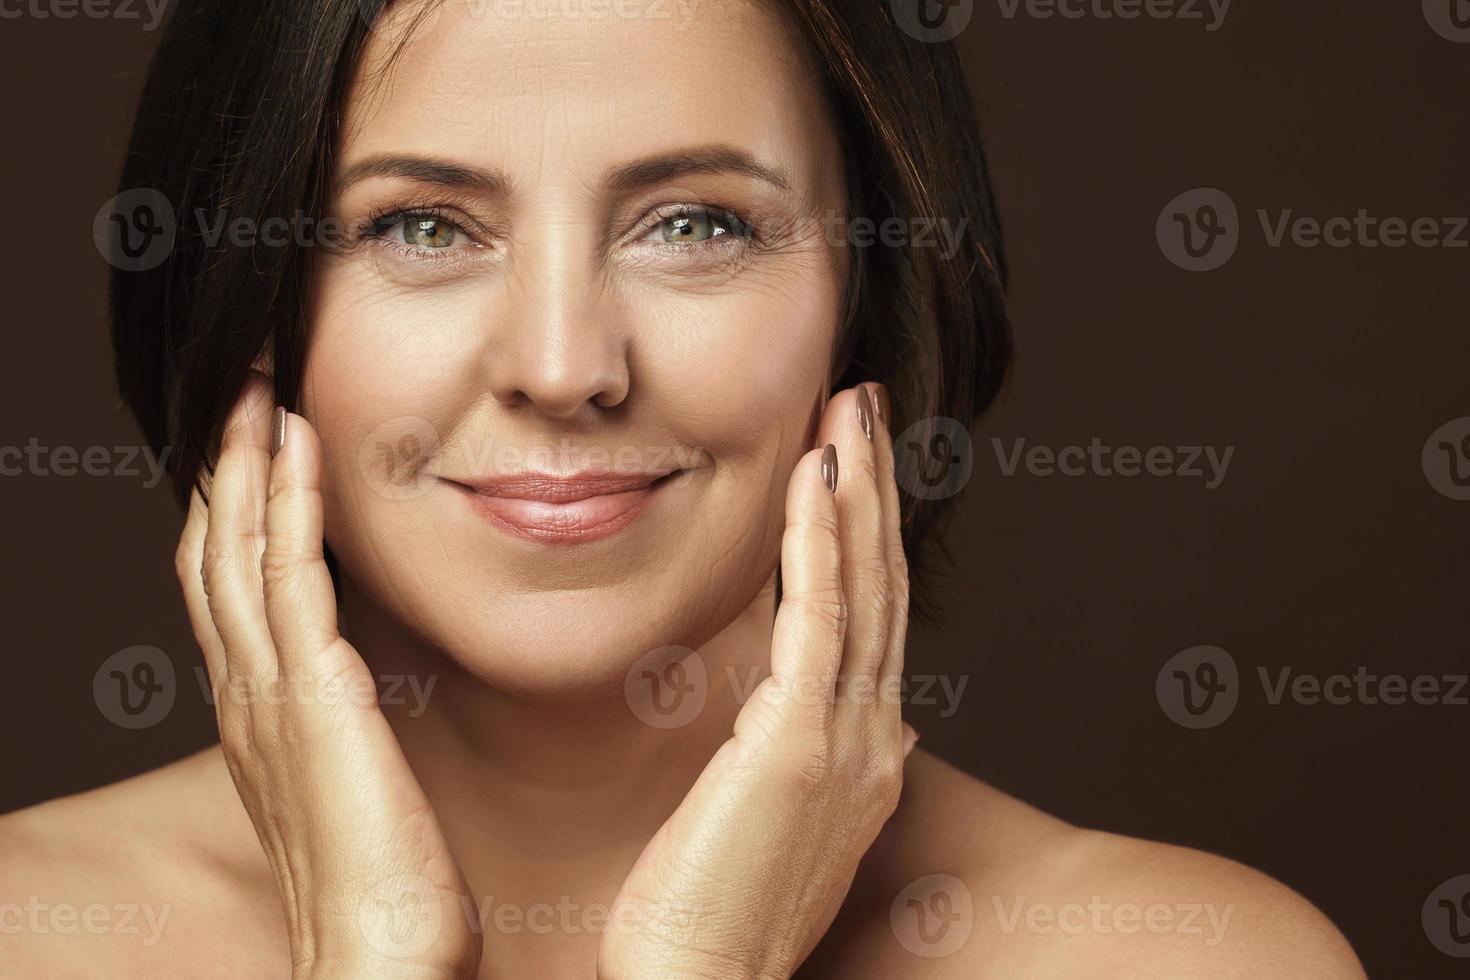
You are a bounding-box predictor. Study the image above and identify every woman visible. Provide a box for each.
[1,1,1365,976]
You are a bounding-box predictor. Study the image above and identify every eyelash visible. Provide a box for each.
[356,202,760,265]
[636,204,757,252]
[361,205,482,264]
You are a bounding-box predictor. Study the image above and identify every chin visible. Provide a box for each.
[384,582,738,704]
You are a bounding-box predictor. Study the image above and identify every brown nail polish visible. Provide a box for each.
[821,444,838,493]
[270,407,287,459]
[871,384,891,428]
[857,386,874,441]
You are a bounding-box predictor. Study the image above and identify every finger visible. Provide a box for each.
[769,445,845,721]
[815,387,891,683]
[866,383,910,689]
[261,410,344,677]
[176,485,228,685]
[200,372,277,680]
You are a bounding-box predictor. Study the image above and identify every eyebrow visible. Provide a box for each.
[335,155,511,195]
[334,143,793,197]
[604,143,793,194]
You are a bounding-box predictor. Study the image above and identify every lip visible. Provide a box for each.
[444,470,679,543]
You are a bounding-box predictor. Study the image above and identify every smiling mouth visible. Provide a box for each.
[444,470,683,543]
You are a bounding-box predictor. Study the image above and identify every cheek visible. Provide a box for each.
[302,265,475,419]
[620,265,841,463]
[296,267,475,600]
[300,261,482,490]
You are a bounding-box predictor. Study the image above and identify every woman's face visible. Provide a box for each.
[302,0,849,697]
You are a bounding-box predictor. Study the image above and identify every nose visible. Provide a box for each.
[484,242,630,420]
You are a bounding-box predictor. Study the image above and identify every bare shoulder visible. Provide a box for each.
[804,750,1366,979]
[0,747,281,979]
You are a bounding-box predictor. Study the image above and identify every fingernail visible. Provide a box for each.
[821,444,838,493]
[270,407,287,459]
[871,384,891,428]
[902,724,919,757]
[856,386,874,441]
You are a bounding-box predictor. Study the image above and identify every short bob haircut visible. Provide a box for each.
[110,0,1012,621]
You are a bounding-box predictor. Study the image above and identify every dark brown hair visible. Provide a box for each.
[110,0,1011,619]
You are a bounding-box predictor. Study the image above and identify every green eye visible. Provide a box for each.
[403,217,456,248]
[658,208,751,245]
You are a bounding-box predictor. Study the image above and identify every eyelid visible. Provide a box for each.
[369,206,484,243]
[355,205,499,270]
[630,202,758,247]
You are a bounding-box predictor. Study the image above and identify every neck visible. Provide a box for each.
[334,577,777,964]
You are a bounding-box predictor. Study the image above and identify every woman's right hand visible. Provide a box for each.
[174,373,481,980]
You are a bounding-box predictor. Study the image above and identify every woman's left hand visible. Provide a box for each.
[599,383,916,980]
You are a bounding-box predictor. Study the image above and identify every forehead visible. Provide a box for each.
[341,0,838,195]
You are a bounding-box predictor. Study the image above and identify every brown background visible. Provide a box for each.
[1,2,1465,977]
